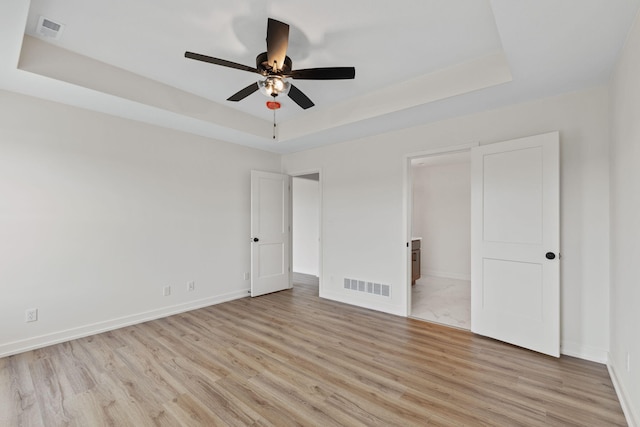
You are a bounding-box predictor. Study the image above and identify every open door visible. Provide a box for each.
[471,132,560,357]
[250,170,291,297]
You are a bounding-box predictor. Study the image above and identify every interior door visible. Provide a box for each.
[471,132,560,357]
[250,170,291,297]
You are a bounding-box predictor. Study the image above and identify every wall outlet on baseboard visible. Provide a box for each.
[244,272,250,280]
[25,308,38,322]
[188,281,195,292]
[163,286,171,297]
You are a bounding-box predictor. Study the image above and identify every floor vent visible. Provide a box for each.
[344,278,390,297]
[36,16,65,40]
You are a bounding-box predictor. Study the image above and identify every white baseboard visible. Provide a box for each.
[0,289,249,358]
[320,289,406,317]
[608,355,639,427]
[423,270,471,281]
[560,340,608,363]
[292,272,319,285]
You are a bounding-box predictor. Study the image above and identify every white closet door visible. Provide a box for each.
[250,170,291,297]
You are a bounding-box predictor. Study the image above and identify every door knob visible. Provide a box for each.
[253,237,259,242]
[545,252,556,260]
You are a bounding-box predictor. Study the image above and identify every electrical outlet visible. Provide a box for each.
[244,272,250,280]
[25,308,38,322]
[163,286,171,296]
[188,281,195,291]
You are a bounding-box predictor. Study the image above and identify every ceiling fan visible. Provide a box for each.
[185,18,355,110]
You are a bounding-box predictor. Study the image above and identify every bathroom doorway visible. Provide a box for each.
[410,151,471,330]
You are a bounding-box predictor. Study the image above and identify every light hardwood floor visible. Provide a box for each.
[1,282,626,426]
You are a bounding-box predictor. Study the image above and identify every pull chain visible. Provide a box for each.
[273,106,276,140]
[266,94,281,141]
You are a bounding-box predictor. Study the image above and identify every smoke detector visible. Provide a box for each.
[36,16,65,40]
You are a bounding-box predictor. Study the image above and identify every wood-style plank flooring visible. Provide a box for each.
[1,282,626,426]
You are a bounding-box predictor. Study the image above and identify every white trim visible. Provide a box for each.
[288,168,324,296]
[320,289,406,317]
[405,142,480,161]
[560,340,608,363]
[608,355,639,427]
[0,289,249,358]
[423,271,472,281]
[403,142,479,317]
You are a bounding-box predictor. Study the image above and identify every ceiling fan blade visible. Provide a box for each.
[185,51,259,74]
[266,18,289,71]
[227,82,260,102]
[289,67,356,80]
[288,84,315,109]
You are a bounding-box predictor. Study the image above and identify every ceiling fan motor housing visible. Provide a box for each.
[256,52,292,74]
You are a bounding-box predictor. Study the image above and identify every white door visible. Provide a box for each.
[251,170,291,297]
[471,132,560,357]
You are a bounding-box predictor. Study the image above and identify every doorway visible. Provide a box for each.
[405,133,559,355]
[291,173,321,292]
[409,151,471,330]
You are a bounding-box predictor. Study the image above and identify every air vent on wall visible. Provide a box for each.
[36,16,65,40]
[344,278,391,297]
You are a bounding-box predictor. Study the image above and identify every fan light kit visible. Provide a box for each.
[184,18,356,139]
[258,76,290,97]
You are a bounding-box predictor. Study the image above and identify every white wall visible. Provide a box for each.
[609,8,640,425]
[292,177,319,276]
[282,86,611,361]
[0,90,280,357]
[0,75,619,397]
[412,161,471,280]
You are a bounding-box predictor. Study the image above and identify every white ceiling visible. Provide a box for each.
[1,0,638,153]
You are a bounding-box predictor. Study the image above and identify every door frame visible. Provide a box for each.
[289,169,324,294]
[403,143,478,317]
